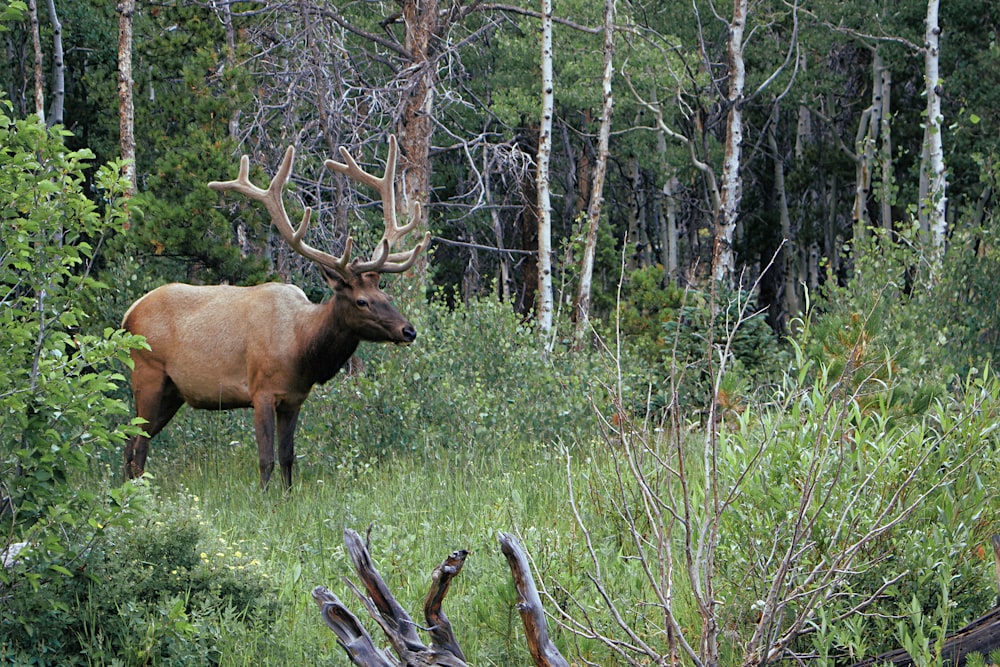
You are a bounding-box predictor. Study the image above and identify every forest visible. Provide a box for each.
[2,0,1000,665]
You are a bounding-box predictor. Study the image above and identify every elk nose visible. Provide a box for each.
[401,324,417,342]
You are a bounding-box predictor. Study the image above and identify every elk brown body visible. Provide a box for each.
[122,137,428,490]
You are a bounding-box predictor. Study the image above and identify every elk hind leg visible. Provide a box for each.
[253,395,277,489]
[126,367,183,480]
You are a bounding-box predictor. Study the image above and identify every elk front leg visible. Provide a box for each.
[253,395,277,489]
[277,405,301,492]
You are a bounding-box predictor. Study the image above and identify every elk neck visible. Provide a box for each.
[297,296,361,386]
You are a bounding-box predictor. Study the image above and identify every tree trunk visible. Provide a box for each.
[626,155,641,271]
[878,61,893,236]
[572,0,614,348]
[219,0,240,141]
[769,104,800,330]
[715,0,748,286]
[663,175,679,281]
[43,0,63,126]
[485,151,512,301]
[535,0,555,332]
[397,0,440,270]
[27,0,44,124]
[117,0,136,196]
[922,0,947,255]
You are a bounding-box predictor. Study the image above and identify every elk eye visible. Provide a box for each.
[356,298,369,308]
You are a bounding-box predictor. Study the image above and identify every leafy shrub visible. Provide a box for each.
[807,153,1000,417]
[613,265,787,417]
[0,97,151,662]
[296,287,601,472]
[2,487,278,666]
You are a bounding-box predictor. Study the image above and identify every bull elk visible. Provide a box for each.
[121,136,429,490]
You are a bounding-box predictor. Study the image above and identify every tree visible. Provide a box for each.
[714,0,749,285]
[116,0,135,195]
[535,0,555,333]
[573,0,615,346]
[26,0,43,122]
[920,0,946,257]
[41,0,61,125]
[0,97,146,659]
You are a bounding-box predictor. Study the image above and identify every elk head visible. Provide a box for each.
[122,136,429,490]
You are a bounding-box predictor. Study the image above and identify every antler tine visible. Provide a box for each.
[325,136,428,274]
[208,147,353,275]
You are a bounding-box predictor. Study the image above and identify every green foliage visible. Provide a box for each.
[0,98,157,661]
[809,149,1000,416]
[2,486,279,666]
[118,33,267,286]
[0,1,26,27]
[614,265,787,415]
[297,288,600,472]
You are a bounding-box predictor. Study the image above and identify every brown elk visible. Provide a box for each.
[121,136,429,490]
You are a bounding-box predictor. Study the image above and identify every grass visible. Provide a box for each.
[124,401,585,666]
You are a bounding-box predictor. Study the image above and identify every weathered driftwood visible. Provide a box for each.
[850,536,1000,667]
[313,528,569,667]
[498,531,570,667]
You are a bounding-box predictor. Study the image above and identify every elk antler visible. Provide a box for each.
[207,137,429,277]
[325,136,431,274]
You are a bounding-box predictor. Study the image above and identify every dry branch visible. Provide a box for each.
[499,532,571,667]
[848,535,1000,667]
[313,529,569,667]
[848,608,1000,667]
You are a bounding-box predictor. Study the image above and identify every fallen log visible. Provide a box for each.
[848,608,1000,667]
[313,528,569,667]
[849,536,1000,667]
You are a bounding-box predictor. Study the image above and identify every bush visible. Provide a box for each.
[0,96,152,659]
[296,287,601,473]
[2,487,279,666]
[613,265,788,417]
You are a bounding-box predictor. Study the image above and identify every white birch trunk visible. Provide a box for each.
[664,175,679,280]
[715,0,747,286]
[117,0,136,195]
[923,0,947,252]
[573,0,614,346]
[536,0,555,331]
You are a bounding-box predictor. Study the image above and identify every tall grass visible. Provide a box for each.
[128,422,584,665]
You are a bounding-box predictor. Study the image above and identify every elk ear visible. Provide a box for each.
[320,265,350,292]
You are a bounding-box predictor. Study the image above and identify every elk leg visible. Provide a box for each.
[126,368,183,480]
[253,395,277,489]
[277,406,301,491]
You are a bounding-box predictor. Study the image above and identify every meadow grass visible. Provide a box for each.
[133,402,588,666]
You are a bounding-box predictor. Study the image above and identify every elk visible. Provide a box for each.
[122,136,429,490]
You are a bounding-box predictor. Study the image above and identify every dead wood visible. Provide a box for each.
[313,528,569,667]
[499,531,571,667]
[847,607,1000,667]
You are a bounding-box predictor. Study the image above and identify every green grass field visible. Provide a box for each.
[115,397,589,666]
